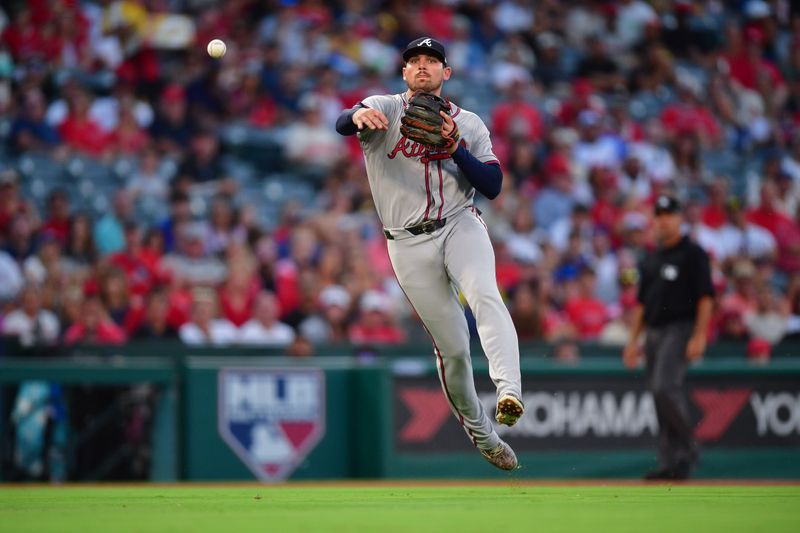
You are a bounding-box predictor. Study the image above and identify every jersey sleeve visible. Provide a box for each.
[360,95,397,117]
[465,116,499,164]
[357,95,398,145]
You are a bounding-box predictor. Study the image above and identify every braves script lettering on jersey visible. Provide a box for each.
[355,92,523,456]
[360,93,495,229]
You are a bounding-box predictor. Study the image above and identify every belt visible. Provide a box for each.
[384,218,446,240]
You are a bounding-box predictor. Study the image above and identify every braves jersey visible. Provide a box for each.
[358,93,498,229]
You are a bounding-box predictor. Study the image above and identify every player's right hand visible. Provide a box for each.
[622,342,641,370]
[353,108,389,131]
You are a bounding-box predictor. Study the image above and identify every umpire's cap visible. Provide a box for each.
[403,37,447,66]
[654,194,681,215]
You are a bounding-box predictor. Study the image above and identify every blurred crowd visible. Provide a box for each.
[1,0,800,361]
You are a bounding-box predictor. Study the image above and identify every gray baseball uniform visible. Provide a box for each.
[358,92,521,450]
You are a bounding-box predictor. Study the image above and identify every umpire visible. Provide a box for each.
[623,194,714,480]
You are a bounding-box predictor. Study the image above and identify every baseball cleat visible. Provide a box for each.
[495,394,524,426]
[480,440,518,471]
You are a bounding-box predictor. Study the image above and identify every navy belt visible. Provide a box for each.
[384,218,446,240]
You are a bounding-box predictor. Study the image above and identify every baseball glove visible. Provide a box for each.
[400,92,459,149]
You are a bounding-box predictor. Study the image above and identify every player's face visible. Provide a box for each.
[402,54,451,93]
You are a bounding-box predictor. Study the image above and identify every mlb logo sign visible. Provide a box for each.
[218,369,326,482]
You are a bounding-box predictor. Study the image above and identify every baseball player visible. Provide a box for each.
[336,37,523,470]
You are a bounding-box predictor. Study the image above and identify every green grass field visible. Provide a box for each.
[1,483,798,533]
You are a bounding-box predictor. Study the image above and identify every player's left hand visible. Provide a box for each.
[685,333,707,362]
[440,111,459,154]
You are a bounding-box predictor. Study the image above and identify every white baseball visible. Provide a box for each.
[207,39,226,58]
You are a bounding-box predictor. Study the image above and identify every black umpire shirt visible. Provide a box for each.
[637,236,714,327]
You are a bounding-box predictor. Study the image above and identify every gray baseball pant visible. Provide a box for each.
[387,207,522,450]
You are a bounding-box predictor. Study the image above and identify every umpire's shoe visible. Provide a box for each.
[496,395,524,426]
[480,440,518,471]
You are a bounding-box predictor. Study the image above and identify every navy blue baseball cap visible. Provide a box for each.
[402,37,447,66]
[654,194,681,215]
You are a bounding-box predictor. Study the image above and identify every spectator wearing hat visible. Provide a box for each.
[149,84,193,156]
[348,290,405,345]
[299,284,352,343]
[178,288,238,346]
[239,291,296,346]
[623,194,714,480]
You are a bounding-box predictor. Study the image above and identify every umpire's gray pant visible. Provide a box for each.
[644,321,698,468]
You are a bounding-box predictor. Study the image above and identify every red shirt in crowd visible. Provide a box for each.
[348,323,406,345]
[660,103,720,143]
[64,321,127,345]
[564,296,608,339]
[109,251,155,296]
[166,287,193,329]
[702,204,727,229]
[58,116,110,157]
[747,206,800,272]
[40,217,70,245]
[491,102,544,143]
[108,127,150,155]
[218,278,261,327]
[724,54,784,92]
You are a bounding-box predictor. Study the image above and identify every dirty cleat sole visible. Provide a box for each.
[480,439,518,471]
[496,395,524,426]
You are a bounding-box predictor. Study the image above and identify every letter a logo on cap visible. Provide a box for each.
[419,38,432,47]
